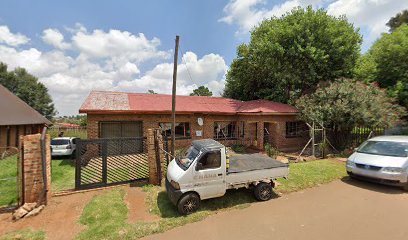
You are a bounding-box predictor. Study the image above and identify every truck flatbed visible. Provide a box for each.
[228,153,288,173]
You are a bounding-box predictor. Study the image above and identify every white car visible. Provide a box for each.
[346,136,408,190]
[51,137,79,157]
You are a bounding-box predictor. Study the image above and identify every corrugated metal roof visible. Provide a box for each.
[79,91,299,115]
[0,84,52,125]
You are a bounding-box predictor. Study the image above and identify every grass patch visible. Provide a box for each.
[75,159,346,239]
[276,159,347,193]
[0,155,18,207]
[51,158,75,191]
[0,229,45,240]
[77,189,128,240]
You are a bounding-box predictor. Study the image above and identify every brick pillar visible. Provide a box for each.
[147,129,159,185]
[257,121,264,149]
[19,133,51,205]
[155,129,166,185]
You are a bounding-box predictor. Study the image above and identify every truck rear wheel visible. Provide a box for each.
[177,193,200,215]
[254,182,273,201]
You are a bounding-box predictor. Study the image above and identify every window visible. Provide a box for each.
[214,121,237,139]
[286,121,303,138]
[159,122,191,139]
[197,151,221,170]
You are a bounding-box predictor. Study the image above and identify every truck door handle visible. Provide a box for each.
[218,173,223,176]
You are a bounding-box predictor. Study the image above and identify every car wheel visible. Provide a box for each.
[177,193,200,215]
[254,182,273,201]
[402,183,408,192]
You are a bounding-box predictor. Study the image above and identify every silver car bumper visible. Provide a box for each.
[347,164,408,186]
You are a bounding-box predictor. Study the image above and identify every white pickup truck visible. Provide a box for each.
[166,139,289,215]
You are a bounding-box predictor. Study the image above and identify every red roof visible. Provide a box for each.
[79,91,298,115]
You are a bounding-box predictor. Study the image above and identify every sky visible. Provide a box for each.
[0,0,407,116]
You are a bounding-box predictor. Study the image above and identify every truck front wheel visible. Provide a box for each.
[177,193,200,215]
[254,182,273,201]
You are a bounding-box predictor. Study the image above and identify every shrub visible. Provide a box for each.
[264,143,279,159]
[231,144,246,153]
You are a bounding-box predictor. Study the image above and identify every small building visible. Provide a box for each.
[0,84,51,150]
[79,91,308,151]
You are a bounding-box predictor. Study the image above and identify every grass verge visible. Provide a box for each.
[0,155,18,207]
[76,159,346,239]
[51,158,75,191]
[0,229,45,240]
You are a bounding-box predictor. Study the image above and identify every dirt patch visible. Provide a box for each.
[0,190,102,240]
[124,185,159,223]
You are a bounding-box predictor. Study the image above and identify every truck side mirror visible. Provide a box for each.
[196,162,203,171]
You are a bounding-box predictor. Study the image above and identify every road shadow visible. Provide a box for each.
[341,176,405,194]
[156,187,280,218]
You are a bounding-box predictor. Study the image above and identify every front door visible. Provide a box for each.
[192,150,225,199]
[264,122,271,144]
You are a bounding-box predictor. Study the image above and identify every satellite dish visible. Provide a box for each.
[197,118,204,126]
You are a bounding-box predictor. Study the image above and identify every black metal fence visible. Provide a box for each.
[75,137,149,190]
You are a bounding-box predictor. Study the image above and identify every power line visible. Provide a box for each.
[179,45,196,86]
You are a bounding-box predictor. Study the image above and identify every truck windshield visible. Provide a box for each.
[357,141,408,157]
[176,146,200,170]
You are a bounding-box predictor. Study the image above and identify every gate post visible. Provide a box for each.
[147,129,159,185]
[18,133,51,205]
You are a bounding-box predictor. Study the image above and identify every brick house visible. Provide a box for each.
[0,84,51,150]
[79,91,308,151]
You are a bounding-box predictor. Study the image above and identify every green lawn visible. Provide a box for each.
[0,155,76,207]
[75,159,347,240]
[48,128,87,139]
[51,158,75,192]
[0,155,18,207]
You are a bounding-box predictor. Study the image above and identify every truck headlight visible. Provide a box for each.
[382,167,404,173]
[171,180,180,190]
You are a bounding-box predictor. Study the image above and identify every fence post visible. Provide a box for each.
[147,129,159,185]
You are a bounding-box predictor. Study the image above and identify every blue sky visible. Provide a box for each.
[0,0,407,115]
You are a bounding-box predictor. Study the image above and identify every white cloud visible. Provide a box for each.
[220,0,408,45]
[115,51,228,96]
[0,24,227,116]
[42,28,71,50]
[219,0,323,34]
[327,0,408,46]
[0,25,30,46]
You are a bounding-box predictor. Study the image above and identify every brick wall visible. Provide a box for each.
[0,124,44,149]
[87,113,308,152]
[18,133,51,205]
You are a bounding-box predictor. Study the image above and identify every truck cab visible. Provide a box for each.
[166,139,289,215]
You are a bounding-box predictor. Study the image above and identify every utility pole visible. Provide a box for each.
[171,35,180,158]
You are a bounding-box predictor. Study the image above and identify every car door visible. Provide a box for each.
[192,150,226,199]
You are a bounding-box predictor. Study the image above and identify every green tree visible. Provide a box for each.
[224,6,362,103]
[296,79,404,149]
[355,24,408,109]
[387,9,408,32]
[0,63,56,119]
[190,86,213,96]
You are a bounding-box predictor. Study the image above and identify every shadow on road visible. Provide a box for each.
[341,176,405,194]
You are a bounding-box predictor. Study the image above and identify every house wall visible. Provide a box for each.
[0,124,44,149]
[87,113,308,152]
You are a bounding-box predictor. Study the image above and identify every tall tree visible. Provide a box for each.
[147,89,157,94]
[0,63,56,119]
[355,24,408,109]
[387,9,408,32]
[223,6,362,104]
[190,86,213,96]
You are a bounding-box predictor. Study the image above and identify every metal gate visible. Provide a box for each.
[75,137,149,190]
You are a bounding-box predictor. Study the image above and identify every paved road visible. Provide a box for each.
[144,178,408,240]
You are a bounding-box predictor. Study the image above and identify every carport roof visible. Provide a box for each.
[79,91,299,115]
[0,84,52,126]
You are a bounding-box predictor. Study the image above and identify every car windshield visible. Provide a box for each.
[176,146,200,170]
[357,140,408,157]
[51,139,70,145]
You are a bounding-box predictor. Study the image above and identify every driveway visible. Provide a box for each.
[144,178,408,240]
